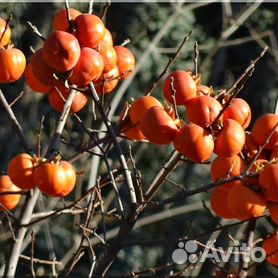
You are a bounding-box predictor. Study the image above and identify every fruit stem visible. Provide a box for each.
[170,76,179,119]
[194,41,199,76]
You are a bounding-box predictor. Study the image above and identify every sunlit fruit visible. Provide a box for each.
[141,106,178,145]
[0,175,21,211]
[186,95,222,128]
[252,113,278,150]
[53,8,81,32]
[48,86,88,113]
[69,47,104,87]
[210,187,239,219]
[263,232,278,266]
[223,98,251,129]
[7,153,35,190]
[129,96,163,125]
[0,17,11,48]
[174,123,214,162]
[30,49,61,87]
[75,13,105,49]
[95,65,119,95]
[227,185,266,219]
[114,45,135,80]
[211,155,245,190]
[259,163,278,202]
[24,63,51,93]
[214,119,245,157]
[42,31,81,72]
[163,70,197,105]
[0,47,26,83]
[34,160,76,197]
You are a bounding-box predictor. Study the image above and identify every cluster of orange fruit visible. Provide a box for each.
[120,69,277,266]
[0,153,77,212]
[25,8,135,113]
[120,69,252,162]
[0,16,26,83]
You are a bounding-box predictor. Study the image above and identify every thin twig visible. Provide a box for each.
[100,0,111,22]
[4,212,17,242]
[212,47,267,128]
[4,88,77,277]
[26,21,45,41]
[0,90,32,154]
[30,230,36,278]
[36,116,45,158]
[238,218,257,278]
[72,113,124,216]
[194,41,199,76]
[19,254,62,265]
[88,83,137,206]
[146,31,192,96]
[9,91,24,107]
[88,0,94,14]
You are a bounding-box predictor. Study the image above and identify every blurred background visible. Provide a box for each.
[0,1,277,276]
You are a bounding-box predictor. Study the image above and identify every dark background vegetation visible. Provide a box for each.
[0,1,277,276]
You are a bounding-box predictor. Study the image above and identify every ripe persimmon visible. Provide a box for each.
[95,65,119,95]
[121,123,146,141]
[259,163,278,202]
[53,8,81,32]
[186,95,222,128]
[114,46,135,80]
[163,70,196,105]
[69,47,104,87]
[244,159,268,188]
[102,28,113,46]
[214,119,245,157]
[24,63,51,93]
[7,153,35,190]
[30,49,61,87]
[263,232,278,266]
[42,31,81,72]
[243,132,261,159]
[129,96,163,125]
[98,41,117,73]
[0,47,26,83]
[0,175,21,211]
[34,160,76,197]
[227,185,266,219]
[140,106,178,145]
[210,155,245,190]
[252,113,278,150]
[0,17,11,48]
[223,98,251,129]
[173,123,214,162]
[48,86,87,113]
[75,14,105,49]
[210,187,239,219]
